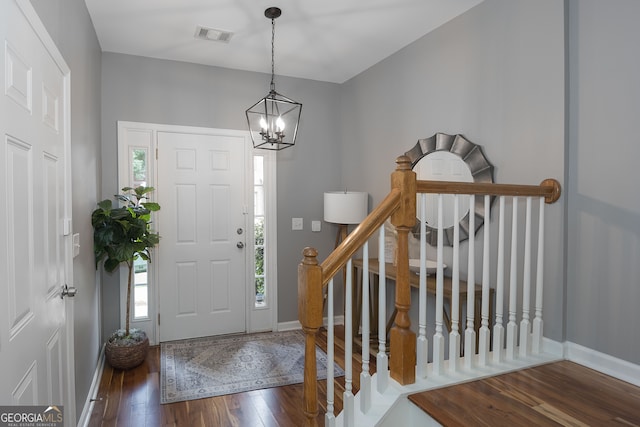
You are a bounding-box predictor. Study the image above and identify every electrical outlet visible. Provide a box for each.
[311,220,321,232]
[292,217,303,230]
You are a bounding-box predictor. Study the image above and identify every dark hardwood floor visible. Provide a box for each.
[88,328,640,427]
[88,326,370,427]
[409,360,640,426]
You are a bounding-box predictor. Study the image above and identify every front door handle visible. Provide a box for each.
[61,284,77,299]
[237,242,245,249]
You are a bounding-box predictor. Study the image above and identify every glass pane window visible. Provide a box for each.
[255,217,265,246]
[133,257,148,319]
[254,156,264,185]
[254,156,266,307]
[131,148,148,187]
[131,147,150,319]
[254,186,265,217]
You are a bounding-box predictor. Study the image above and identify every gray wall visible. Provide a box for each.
[30,1,640,418]
[101,53,341,329]
[567,0,640,364]
[338,0,567,341]
[29,0,102,420]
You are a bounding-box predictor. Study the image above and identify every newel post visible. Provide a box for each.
[390,155,417,385]
[298,247,323,425]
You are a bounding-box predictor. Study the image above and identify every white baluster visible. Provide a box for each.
[506,198,519,360]
[344,259,354,426]
[533,197,545,353]
[464,195,476,369]
[326,278,335,427]
[519,197,533,357]
[376,226,388,393]
[449,195,461,373]
[479,195,491,365]
[493,196,506,363]
[417,194,429,378]
[360,244,371,413]
[433,194,445,374]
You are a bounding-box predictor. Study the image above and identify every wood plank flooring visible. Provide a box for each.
[409,360,640,426]
[88,326,371,427]
[89,329,640,427]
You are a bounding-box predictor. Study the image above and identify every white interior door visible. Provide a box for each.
[157,131,248,342]
[0,0,74,422]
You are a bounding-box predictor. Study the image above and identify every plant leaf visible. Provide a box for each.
[142,202,160,211]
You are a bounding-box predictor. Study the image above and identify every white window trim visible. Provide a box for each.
[248,150,278,333]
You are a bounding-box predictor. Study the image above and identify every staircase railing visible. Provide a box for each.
[298,155,561,426]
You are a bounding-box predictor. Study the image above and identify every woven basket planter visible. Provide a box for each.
[105,331,149,370]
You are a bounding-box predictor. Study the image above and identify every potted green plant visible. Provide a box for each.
[92,186,160,370]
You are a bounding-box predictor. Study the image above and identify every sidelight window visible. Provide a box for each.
[130,147,150,320]
[254,155,266,307]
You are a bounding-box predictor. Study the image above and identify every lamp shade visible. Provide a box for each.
[324,191,368,225]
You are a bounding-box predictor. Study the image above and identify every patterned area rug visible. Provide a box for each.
[160,330,344,404]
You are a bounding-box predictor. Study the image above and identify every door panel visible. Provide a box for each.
[158,132,247,342]
[0,0,71,416]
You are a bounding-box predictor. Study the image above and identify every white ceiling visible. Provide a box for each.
[85,0,484,84]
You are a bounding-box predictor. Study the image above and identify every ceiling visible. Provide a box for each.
[85,0,484,84]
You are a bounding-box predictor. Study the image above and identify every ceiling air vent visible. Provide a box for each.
[195,26,233,43]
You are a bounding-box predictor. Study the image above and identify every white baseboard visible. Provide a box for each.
[277,315,345,332]
[77,344,106,427]
[542,337,564,357]
[565,341,640,387]
[277,320,301,331]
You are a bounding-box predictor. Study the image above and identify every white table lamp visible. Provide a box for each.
[324,191,368,247]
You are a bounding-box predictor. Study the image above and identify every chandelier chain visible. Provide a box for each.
[270,17,275,91]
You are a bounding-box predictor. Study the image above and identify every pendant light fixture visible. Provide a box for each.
[246,7,302,151]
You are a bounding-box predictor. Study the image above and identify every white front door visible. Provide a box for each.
[0,0,74,422]
[157,131,248,342]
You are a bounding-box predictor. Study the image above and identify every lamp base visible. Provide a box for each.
[335,224,348,249]
[323,223,349,319]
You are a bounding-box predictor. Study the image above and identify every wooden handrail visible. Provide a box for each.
[321,188,401,285]
[298,153,562,424]
[417,178,561,203]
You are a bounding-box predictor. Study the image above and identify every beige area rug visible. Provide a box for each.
[160,330,344,404]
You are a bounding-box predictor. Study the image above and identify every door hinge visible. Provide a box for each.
[156,148,158,159]
[158,313,160,325]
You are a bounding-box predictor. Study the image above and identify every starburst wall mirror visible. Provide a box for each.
[404,132,494,246]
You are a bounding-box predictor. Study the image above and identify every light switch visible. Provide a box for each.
[311,220,321,232]
[292,217,303,230]
[73,233,80,258]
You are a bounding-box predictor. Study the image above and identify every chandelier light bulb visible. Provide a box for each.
[259,117,268,130]
[276,116,285,132]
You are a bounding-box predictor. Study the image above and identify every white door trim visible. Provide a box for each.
[117,122,278,343]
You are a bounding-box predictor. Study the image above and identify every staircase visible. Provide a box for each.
[298,155,562,426]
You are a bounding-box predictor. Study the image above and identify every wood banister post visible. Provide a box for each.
[298,247,323,425]
[389,156,417,385]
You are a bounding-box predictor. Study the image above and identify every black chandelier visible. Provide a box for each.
[245,7,302,151]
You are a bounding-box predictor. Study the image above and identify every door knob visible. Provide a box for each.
[237,242,245,249]
[61,284,77,299]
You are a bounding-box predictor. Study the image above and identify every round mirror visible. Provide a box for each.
[415,151,473,229]
[404,133,494,246]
